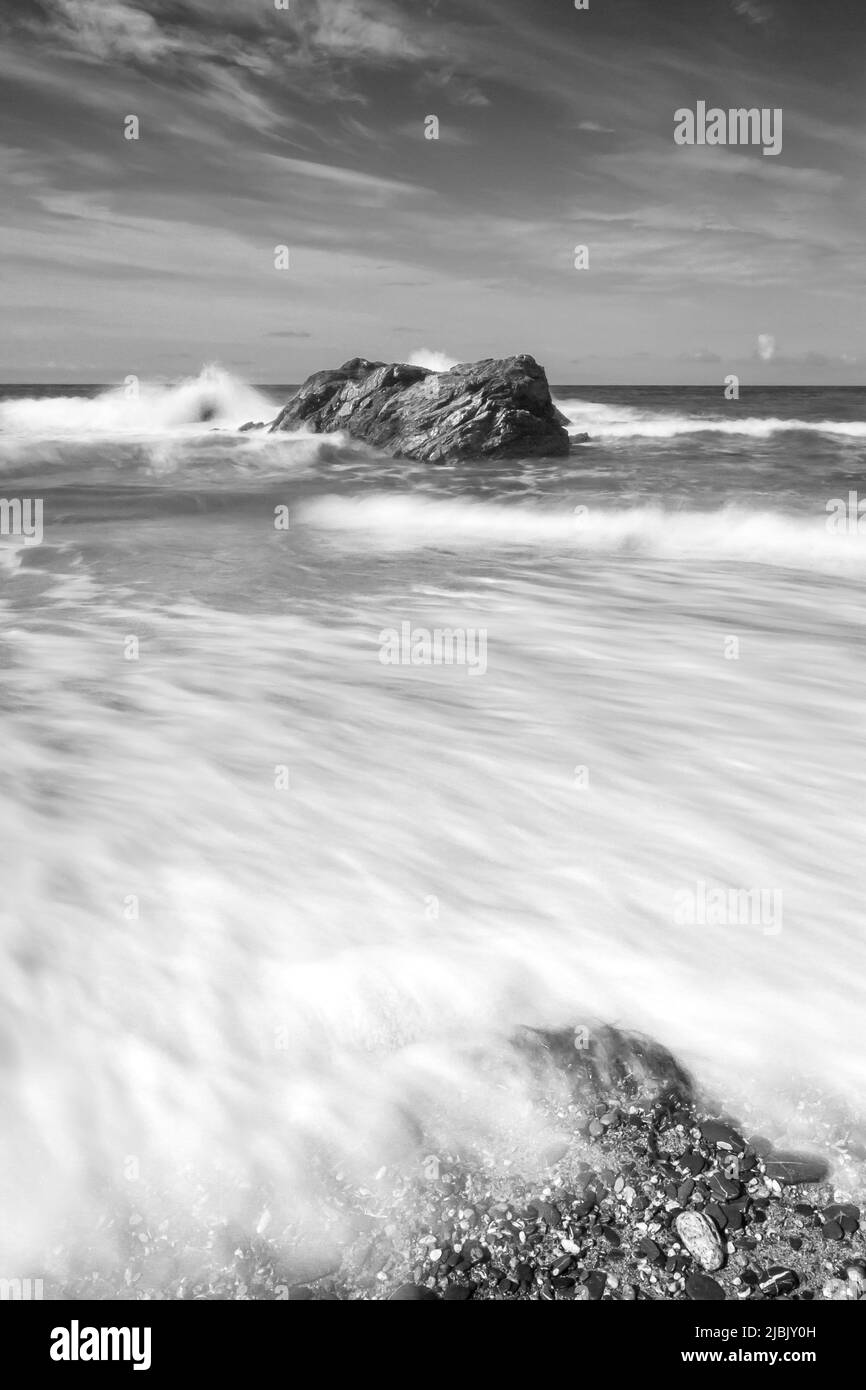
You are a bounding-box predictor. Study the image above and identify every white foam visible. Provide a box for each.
[0,365,277,439]
[297,493,866,573]
[556,396,866,440]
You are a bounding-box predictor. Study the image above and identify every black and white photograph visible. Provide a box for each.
[0,0,864,1353]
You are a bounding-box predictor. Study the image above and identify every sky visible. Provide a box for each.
[0,0,864,384]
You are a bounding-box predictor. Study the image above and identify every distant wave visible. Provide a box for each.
[0,366,277,438]
[556,397,866,441]
[297,493,866,572]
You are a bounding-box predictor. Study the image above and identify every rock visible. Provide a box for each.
[681,1152,707,1176]
[239,420,266,432]
[584,1270,606,1301]
[675,1211,725,1271]
[686,1272,725,1301]
[708,1174,743,1201]
[389,1283,441,1301]
[700,1120,746,1152]
[763,1153,829,1185]
[821,1219,844,1241]
[442,1284,473,1300]
[846,1266,866,1298]
[637,1238,663,1264]
[822,1202,860,1224]
[822,1277,851,1301]
[760,1267,799,1296]
[269,355,570,461]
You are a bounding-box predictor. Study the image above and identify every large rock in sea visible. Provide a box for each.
[269,355,570,461]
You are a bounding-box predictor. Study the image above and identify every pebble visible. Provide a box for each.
[822,1277,850,1301]
[389,1284,441,1301]
[821,1220,844,1241]
[638,1238,664,1265]
[763,1153,829,1185]
[700,1121,746,1152]
[681,1152,707,1176]
[760,1267,799,1296]
[675,1211,725,1271]
[685,1272,726,1301]
[708,1174,742,1201]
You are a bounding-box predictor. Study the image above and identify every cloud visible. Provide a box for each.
[756,334,777,361]
[578,121,615,134]
[679,349,722,363]
[49,0,175,63]
[304,0,429,62]
[731,1,774,25]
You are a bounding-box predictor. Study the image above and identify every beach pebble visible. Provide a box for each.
[389,1284,441,1301]
[763,1153,829,1185]
[821,1277,850,1301]
[685,1272,725,1301]
[675,1211,725,1271]
[760,1267,799,1296]
[700,1121,746,1152]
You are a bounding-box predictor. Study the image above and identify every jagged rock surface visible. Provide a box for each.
[269,355,570,461]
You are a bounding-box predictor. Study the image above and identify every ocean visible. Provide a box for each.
[1,368,864,1283]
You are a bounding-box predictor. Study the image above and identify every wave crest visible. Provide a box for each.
[556,397,866,441]
[0,366,277,438]
[297,494,866,572]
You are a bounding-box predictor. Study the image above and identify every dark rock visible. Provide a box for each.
[763,1153,829,1185]
[239,420,266,432]
[269,355,571,461]
[584,1270,607,1300]
[681,1152,707,1176]
[686,1272,725,1301]
[637,1238,664,1264]
[442,1284,473,1300]
[678,1178,696,1204]
[822,1203,859,1223]
[821,1220,844,1241]
[515,1262,535,1284]
[722,1204,745,1232]
[708,1174,743,1201]
[389,1283,441,1301]
[700,1120,746,1152]
[704,1203,728,1231]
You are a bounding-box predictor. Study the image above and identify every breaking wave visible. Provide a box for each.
[297,494,866,572]
[0,366,277,439]
[556,397,866,441]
